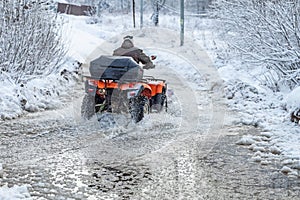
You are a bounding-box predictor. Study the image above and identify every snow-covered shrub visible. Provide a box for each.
[0,0,66,84]
[285,87,300,112]
[284,86,300,122]
[0,59,81,120]
[211,0,300,91]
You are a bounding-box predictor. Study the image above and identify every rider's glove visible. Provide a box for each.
[143,63,155,69]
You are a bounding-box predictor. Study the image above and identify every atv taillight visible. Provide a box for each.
[88,79,98,86]
[129,91,136,96]
[151,55,157,60]
[129,83,134,88]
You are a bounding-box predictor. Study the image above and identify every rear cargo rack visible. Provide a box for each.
[83,75,166,84]
[142,76,166,83]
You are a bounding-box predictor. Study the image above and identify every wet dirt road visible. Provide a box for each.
[1,28,299,199]
[1,106,299,199]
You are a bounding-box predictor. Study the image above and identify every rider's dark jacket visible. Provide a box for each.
[113,39,154,69]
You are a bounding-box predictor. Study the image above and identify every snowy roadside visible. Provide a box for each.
[193,19,300,177]
[0,16,85,199]
[0,15,86,121]
[0,60,80,120]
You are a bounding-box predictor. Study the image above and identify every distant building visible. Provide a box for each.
[57,2,96,16]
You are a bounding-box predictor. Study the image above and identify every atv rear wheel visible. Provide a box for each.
[129,96,150,123]
[151,93,166,112]
[81,94,95,120]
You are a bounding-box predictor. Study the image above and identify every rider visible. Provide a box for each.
[113,35,155,69]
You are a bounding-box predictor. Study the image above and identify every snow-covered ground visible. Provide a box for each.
[1,10,299,199]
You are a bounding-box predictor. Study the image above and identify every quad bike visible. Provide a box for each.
[81,55,167,123]
[291,109,300,124]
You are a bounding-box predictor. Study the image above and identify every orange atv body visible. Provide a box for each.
[93,78,165,98]
[81,56,167,122]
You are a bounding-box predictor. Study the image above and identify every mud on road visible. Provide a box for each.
[0,113,299,200]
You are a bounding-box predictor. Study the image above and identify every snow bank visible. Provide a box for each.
[0,80,23,120]
[0,60,80,120]
[0,185,32,200]
[284,86,300,112]
[199,18,300,175]
[0,14,132,119]
[0,14,85,120]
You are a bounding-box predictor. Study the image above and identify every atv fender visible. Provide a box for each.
[126,83,152,99]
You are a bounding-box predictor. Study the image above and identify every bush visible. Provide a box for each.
[211,0,300,90]
[0,0,66,83]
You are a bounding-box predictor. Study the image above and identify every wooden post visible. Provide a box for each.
[154,1,159,26]
[180,0,184,46]
[140,0,143,29]
[132,0,136,28]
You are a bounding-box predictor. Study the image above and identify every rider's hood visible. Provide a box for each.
[121,39,134,49]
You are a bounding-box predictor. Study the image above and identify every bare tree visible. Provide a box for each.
[0,0,66,84]
[211,0,300,90]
